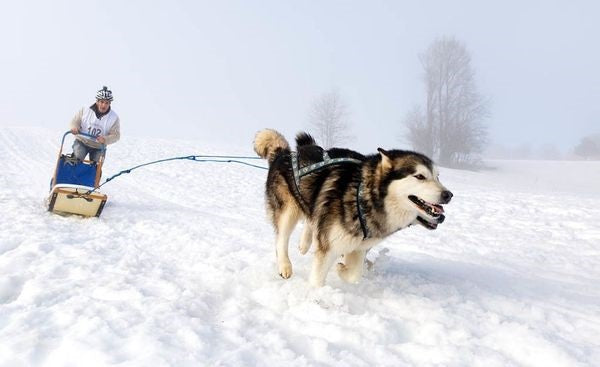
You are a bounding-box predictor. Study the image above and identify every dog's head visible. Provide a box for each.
[376,148,452,230]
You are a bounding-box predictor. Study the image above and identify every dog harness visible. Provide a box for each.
[291,151,371,239]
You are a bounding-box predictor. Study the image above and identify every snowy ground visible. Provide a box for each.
[1,126,599,367]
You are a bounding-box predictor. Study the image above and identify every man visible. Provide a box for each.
[70,86,121,162]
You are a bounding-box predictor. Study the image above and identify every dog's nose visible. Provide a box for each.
[441,190,453,203]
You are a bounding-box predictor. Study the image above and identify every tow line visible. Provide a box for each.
[85,154,267,194]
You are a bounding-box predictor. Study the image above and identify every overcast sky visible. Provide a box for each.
[1,0,598,154]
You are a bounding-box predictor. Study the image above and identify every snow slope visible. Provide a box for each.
[0,127,599,367]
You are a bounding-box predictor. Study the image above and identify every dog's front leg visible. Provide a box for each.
[336,249,367,283]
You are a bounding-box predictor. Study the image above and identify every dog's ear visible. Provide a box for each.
[377,148,392,173]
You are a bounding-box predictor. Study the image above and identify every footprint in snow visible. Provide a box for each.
[0,276,26,304]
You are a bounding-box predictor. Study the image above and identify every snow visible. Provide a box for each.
[1,126,599,367]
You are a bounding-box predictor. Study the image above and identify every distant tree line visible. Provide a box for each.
[306,38,598,166]
[573,134,600,160]
[485,143,563,160]
[484,134,600,161]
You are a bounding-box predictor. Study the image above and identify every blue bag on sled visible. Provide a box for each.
[47,132,108,217]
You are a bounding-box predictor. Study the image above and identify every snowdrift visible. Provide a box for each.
[0,127,599,366]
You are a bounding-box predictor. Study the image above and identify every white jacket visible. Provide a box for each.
[70,106,121,148]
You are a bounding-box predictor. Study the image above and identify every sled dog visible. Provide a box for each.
[254,129,452,287]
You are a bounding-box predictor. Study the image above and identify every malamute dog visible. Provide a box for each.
[254,129,452,287]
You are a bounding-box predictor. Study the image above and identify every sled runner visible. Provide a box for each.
[47,131,107,217]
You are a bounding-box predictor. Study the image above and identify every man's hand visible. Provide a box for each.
[70,128,79,134]
[97,136,106,144]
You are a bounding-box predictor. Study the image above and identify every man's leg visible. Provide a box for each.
[89,148,105,182]
[89,148,105,163]
[72,140,89,160]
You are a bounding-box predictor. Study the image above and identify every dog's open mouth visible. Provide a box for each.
[408,195,445,230]
[416,215,444,230]
[408,195,444,217]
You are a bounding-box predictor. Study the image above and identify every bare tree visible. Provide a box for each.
[405,36,489,167]
[403,105,433,157]
[309,90,353,148]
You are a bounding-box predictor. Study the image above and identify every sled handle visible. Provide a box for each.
[60,130,107,154]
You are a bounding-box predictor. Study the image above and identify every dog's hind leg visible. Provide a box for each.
[309,247,340,287]
[274,205,300,279]
[336,249,367,283]
[309,232,343,287]
[298,222,313,255]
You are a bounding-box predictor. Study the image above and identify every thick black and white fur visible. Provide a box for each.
[254,129,452,287]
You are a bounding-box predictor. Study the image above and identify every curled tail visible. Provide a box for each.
[295,132,317,147]
[253,129,290,163]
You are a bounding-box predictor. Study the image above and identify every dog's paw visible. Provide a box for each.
[336,263,360,283]
[278,261,293,279]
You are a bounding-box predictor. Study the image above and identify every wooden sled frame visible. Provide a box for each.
[48,184,107,217]
[48,131,108,217]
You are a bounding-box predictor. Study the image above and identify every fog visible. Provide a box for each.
[1,0,598,156]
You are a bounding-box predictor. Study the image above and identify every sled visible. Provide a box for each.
[47,131,108,217]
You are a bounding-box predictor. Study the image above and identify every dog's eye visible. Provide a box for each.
[414,174,426,180]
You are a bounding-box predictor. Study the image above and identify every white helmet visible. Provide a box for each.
[96,86,113,101]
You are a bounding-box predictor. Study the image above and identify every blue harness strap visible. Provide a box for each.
[291,151,302,196]
[292,151,362,188]
[356,181,370,239]
[291,151,371,239]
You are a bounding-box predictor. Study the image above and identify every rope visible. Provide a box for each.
[84,154,267,195]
